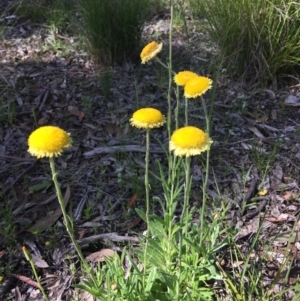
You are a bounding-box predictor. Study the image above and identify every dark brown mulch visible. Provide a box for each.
[1,1,300,300]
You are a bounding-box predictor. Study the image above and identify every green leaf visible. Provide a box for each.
[160,272,177,294]
[136,208,146,222]
[145,267,157,292]
[28,180,52,192]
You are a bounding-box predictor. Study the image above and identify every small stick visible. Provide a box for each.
[77,232,139,246]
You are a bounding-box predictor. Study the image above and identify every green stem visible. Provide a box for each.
[49,158,90,273]
[201,96,210,135]
[200,96,211,240]
[176,156,191,300]
[156,0,175,192]
[182,156,191,235]
[167,156,177,254]
[30,261,49,301]
[200,149,210,241]
[143,128,151,286]
[23,247,49,301]
[175,85,180,129]
[154,57,175,144]
[167,1,174,139]
[155,57,176,76]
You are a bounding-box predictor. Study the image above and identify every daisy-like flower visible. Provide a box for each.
[169,126,213,157]
[174,71,198,86]
[130,108,165,129]
[184,76,213,98]
[140,41,163,64]
[28,126,72,158]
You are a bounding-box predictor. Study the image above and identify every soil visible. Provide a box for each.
[1,1,300,300]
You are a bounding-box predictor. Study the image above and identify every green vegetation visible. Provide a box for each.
[45,0,75,32]
[11,0,75,30]
[78,0,155,65]
[1,0,300,300]
[189,0,300,84]
[12,0,47,22]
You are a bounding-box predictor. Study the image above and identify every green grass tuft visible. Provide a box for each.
[188,0,300,85]
[78,0,157,66]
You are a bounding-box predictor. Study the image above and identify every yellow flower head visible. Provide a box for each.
[174,71,198,86]
[169,126,213,157]
[130,108,165,129]
[140,41,162,64]
[184,76,213,98]
[258,189,268,196]
[28,126,72,158]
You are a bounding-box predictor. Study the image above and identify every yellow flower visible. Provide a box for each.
[184,76,213,98]
[169,126,213,157]
[258,189,268,196]
[140,41,162,64]
[28,126,72,158]
[130,108,165,129]
[174,71,198,86]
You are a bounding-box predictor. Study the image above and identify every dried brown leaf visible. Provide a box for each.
[265,213,295,222]
[270,164,283,189]
[284,95,300,106]
[31,254,49,268]
[68,105,84,122]
[126,193,138,209]
[86,248,115,262]
[272,230,300,243]
[13,286,22,301]
[28,185,71,233]
[78,289,95,301]
[11,273,40,288]
[37,116,49,125]
[282,191,298,201]
[248,126,265,139]
[120,217,142,232]
[234,217,260,240]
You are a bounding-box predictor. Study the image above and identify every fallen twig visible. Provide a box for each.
[243,197,269,220]
[77,232,139,246]
[239,167,258,216]
[83,145,166,157]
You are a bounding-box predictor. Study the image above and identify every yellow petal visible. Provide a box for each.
[169,126,213,157]
[174,71,198,86]
[28,126,72,158]
[140,42,162,64]
[184,76,213,98]
[130,108,165,129]
[258,189,268,196]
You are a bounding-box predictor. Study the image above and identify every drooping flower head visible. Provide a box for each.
[169,126,213,157]
[28,126,72,158]
[184,76,213,98]
[140,41,163,64]
[174,71,198,86]
[130,108,165,129]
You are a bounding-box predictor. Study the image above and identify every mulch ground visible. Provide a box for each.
[1,1,300,300]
